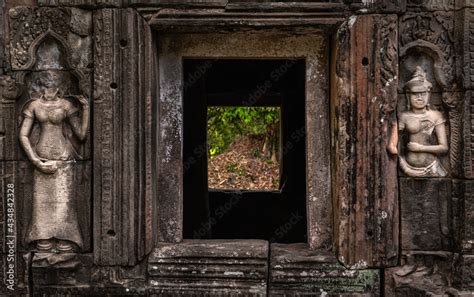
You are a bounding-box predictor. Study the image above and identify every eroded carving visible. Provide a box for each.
[18,68,89,252]
[8,7,92,71]
[388,66,448,177]
[400,12,455,88]
[0,75,22,101]
[0,75,22,158]
[385,252,454,295]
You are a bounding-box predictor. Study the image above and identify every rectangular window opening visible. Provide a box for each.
[183,59,307,243]
[207,106,281,191]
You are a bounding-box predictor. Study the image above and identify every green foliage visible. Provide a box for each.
[207,107,279,157]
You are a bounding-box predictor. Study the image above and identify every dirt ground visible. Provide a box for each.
[208,136,280,190]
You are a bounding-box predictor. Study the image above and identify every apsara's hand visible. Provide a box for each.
[407,142,424,152]
[34,160,58,174]
[77,95,89,109]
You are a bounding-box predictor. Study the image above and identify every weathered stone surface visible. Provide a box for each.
[0,74,92,162]
[453,254,474,290]
[462,180,474,251]
[333,14,399,268]
[1,1,471,295]
[38,0,229,8]
[456,0,474,9]
[464,92,474,179]
[4,6,92,161]
[400,12,456,91]
[0,74,22,161]
[455,9,474,91]
[400,178,453,251]
[0,2,4,73]
[399,12,463,178]
[453,180,465,251]
[93,8,157,266]
[407,0,454,11]
[0,161,91,253]
[148,240,268,296]
[0,162,19,256]
[349,0,406,13]
[391,69,451,178]
[385,251,454,296]
[225,2,347,12]
[38,0,97,7]
[149,13,345,32]
[269,243,380,296]
[8,7,92,73]
[36,0,350,10]
[31,253,148,296]
[445,92,464,178]
[0,252,29,296]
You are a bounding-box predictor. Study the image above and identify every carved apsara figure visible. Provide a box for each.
[19,70,89,252]
[387,66,448,177]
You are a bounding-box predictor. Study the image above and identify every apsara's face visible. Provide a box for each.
[409,91,429,110]
[43,87,59,101]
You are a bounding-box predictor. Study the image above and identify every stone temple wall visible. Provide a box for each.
[0,0,473,296]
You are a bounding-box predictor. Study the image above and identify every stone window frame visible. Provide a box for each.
[156,32,332,249]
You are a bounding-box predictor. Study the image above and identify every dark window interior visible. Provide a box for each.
[183,59,307,243]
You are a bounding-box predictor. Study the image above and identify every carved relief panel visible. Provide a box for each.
[5,6,92,161]
[398,11,463,178]
[394,7,463,259]
[3,6,92,254]
[387,67,449,177]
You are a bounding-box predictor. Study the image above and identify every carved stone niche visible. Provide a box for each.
[3,6,92,256]
[399,12,456,90]
[5,6,92,161]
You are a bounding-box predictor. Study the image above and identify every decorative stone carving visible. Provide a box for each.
[18,69,89,252]
[4,6,93,258]
[93,8,156,266]
[0,75,22,100]
[6,7,92,161]
[456,0,474,9]
[8,6,92,73]
[398,11,464,177]
[388,67,449,177]
[399,12,455,89]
